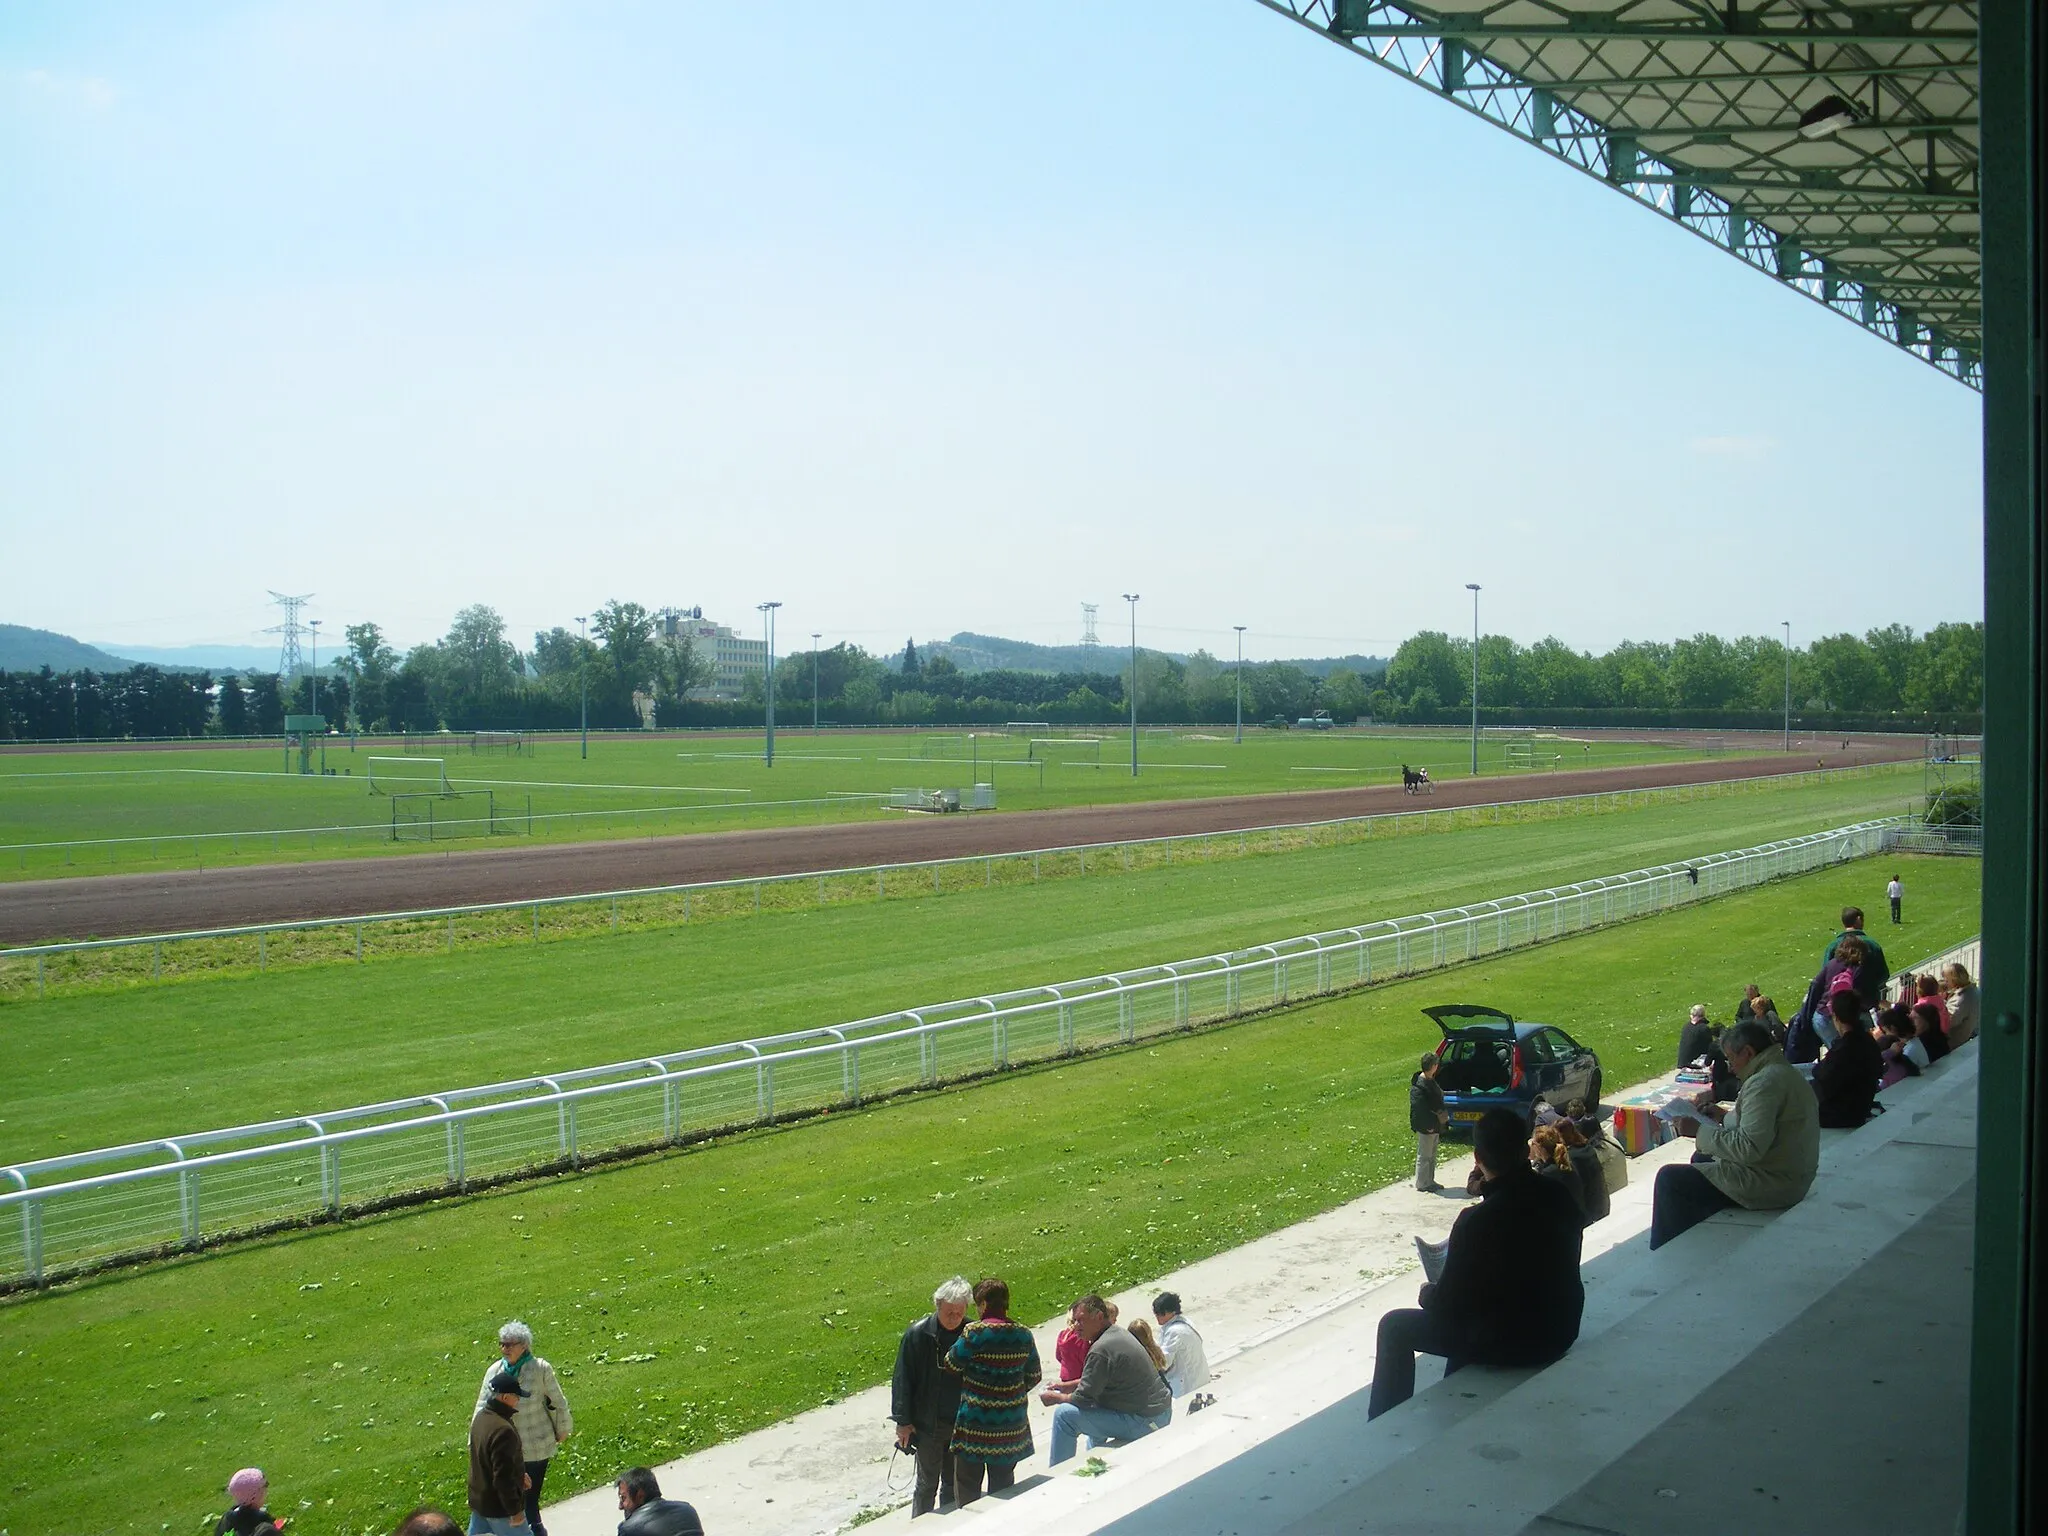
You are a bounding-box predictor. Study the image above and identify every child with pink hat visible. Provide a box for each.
[215,1467,287,1535]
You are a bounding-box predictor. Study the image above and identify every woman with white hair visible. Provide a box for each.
[473,1320,574,1536]
[1676,1005,1717,1070]
[891,1276,973,1517]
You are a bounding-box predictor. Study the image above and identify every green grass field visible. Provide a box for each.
[0,772,1931,1164]
[0,853,1982,1536]
[0,727,1769,880]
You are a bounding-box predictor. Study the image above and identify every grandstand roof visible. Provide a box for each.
[1257,0,1980,388]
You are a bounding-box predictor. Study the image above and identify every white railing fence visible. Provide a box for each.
[0,761,1919,1001]
[0,817,1922,1289]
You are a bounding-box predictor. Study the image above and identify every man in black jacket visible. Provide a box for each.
[890,1275,972,1516]
[614,1467,704,1536]
[1368,1108,1585,1419]
[1410,1053,1448,1192]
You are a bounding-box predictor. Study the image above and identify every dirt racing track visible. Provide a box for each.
[0,746,1915,946]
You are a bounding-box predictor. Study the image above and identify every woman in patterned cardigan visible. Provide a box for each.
[944,1276,1043,1504]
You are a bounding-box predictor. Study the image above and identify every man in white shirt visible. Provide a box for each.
[1151,1292,1210,1398]
[1887,874,1904,924]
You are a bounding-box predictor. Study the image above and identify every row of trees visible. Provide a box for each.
[0,612,1986,739]
[1377,623,1983,722]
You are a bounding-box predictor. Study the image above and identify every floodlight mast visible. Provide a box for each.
[1233,625,1247,745]
[759,601,781,766]
[1122,594,1141,777]
[1466,584,1482,776]
[1783,621,1793,752]
[812,633,822,731]
[575,615,589,760]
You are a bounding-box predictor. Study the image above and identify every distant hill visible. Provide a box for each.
[103,643,284,674]
[1291,654,1389,680]
[931,633,1150,674]
[0,625,142,673]
[930,632,1384,679]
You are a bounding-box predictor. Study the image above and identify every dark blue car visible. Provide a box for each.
[1425,1004,1603,1138]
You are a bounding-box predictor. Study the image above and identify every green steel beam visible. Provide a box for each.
[1333,20,1975,44]
[1970,3,2041,1529]
[1252,0,1982,387]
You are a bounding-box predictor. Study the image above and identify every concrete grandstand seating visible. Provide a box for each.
[911,1046,1977,1535]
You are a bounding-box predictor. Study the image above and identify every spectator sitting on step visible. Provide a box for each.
[1368,1108,1584,1419]
[1751,994,1786,1049]
[1151,1292,1211,1399]
[1879,1007,1925,1089]
[1041,1294,1173,1465]
[614,1466,705,1536]
[1734,983,1762,1025]
[1942,963,1980,1048]
[1676,1004,1718,1070]
[391,1511,461,1536]
[1912,1001,1953,1064]
[1913,974,1952,1035]
[1812,992,1884,1128]
[1552,1119,1611,1224]
[1529,1125,1591,1223]
[1650,1020,1820,1250]
[1125,1317,1170,1376]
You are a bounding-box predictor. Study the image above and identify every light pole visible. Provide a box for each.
[1122,593,1141,777]
[811,633,822,732]
[1782,620,1793,752]
[759,601,781,766]
[574,615,589,760]
[1233,625,1246,745]
[1465,583,1481,777]
[308,620,321,715]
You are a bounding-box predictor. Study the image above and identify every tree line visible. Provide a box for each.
[0,609,1984,740]
[1376,623,1982,724]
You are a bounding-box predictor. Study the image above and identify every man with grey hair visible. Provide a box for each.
[1652,1018,1820,1250]
[474,1321,574,1536]
[891,1276,972,1516]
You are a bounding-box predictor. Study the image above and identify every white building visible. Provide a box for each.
[670,611,769,701]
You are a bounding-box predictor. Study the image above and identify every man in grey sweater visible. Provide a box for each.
[1041,1294,1173,1465]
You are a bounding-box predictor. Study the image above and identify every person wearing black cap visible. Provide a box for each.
[468,1372,531,1534]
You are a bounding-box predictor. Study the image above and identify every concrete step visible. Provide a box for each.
[1084,1052,1980,1535]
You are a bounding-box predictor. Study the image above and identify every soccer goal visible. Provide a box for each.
[368,756,453,795]
[1029,736,1102,762]
[470,731,534,757]
[1503,740,1563,771]
[389,789,510,841]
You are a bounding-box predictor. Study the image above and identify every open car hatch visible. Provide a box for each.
[1422,1004,1516,1035]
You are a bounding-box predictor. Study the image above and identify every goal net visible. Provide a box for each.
[368,756,452,795]
[390,789,508,842]
[1503,741,1563,770]
[1029,736,1102,762]
[470,731,534,756]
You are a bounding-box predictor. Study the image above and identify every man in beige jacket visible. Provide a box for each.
[1650,1020,1820,1249]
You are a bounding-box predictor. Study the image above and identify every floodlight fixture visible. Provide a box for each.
[1797,95,1858,139]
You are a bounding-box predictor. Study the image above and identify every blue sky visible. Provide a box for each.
[0,2,1983,663]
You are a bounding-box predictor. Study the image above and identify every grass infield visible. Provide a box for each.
[2,773,1920,1161]
[0,854,1981,1536]
[0,728,1765,880]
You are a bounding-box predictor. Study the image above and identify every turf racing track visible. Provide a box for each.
[0,744,1914,945]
